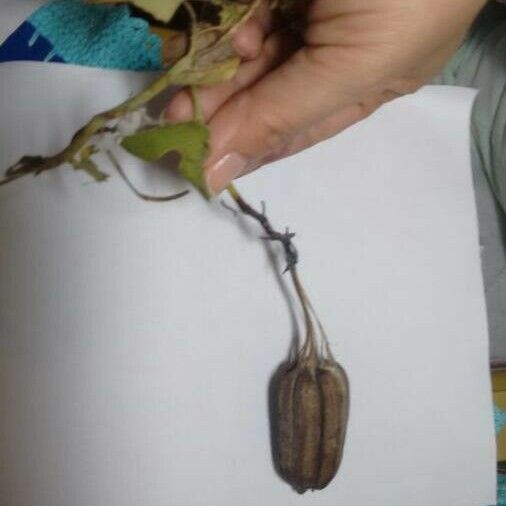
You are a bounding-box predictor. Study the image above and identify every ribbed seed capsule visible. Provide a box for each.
[315,361,349,489]
[275,358,349,493]
[276,367,298,480]
[293,367,322,489]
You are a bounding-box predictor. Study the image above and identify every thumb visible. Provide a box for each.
[204,46,362,195]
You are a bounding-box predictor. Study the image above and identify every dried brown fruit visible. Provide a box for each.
[227,194,350,494]
[274,356,349,493]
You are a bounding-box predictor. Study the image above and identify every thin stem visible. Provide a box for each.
[290,267,316,360]
[106,150,189,202]
[226,184,299,272]
[226,183,318,360]
[1,70,179,185]
[295,271,335,362]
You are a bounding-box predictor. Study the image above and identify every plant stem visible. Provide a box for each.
[0,70,180,186]
[0,0,262,188]
[226,183,318,359]
[106,150,189,202]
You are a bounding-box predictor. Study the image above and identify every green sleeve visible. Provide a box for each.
[437,2,506,213]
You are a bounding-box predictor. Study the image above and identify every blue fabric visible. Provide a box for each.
[500,474,506,506]
[496,406,506,434]
[0,0,163,71]
[0,21,64,64]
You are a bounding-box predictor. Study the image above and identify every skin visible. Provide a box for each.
[166,0,487,195]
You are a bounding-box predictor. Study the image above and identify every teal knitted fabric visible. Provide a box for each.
[499,475,506,506]
[496,406,506,434]
[28,0,162,70]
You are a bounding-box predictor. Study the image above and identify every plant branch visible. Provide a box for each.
[0,70,181,187]
[226,183,318,359]
[226,183,299,273]
[0,0,262,189]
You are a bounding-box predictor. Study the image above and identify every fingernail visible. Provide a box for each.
[206,153,248,196]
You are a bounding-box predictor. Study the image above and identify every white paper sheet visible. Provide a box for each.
[0,62,496,506]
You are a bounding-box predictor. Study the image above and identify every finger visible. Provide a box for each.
[244,0,273,34]
[203,45,373,195]
[262,103,382,166]
[165,33,290,123]
[228,0,274,59]
[232,17,266,60]
[259,90,402,166]
[232,1,272,60]
[207,91,399,193]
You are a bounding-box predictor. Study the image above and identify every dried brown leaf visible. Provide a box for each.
[87,0,183,23]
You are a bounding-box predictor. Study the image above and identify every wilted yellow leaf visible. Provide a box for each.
[87,0,183,23]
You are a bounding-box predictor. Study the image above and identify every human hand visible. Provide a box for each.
[166,0,487,195]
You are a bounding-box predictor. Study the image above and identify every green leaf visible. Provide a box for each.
[121,122,211,197]
[87,0,183,23]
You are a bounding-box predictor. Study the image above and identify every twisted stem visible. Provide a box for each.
[226,183,320,360]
